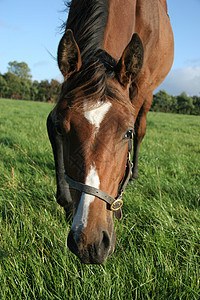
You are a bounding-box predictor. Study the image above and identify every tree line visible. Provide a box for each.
[0,61,61,103]
[0,61,200,115]
[152,90,200,116]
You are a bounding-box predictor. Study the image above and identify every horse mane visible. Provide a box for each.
[56,50,134,115]
[57,1,135,115]
[64,0,109,61]
[57,51,117,109]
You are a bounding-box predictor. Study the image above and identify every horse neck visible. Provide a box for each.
[66,0,109,61]
[102,0,137,61]
[66,0,136,62]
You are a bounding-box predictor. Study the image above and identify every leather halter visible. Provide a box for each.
[64,137,133,215]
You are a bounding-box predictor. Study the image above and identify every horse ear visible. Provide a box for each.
[57,29,82,79]
[116,33,144,87]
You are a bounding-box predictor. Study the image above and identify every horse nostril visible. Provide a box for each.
[67,230,79,254]
[67,230,86,255]
[101,231,110,250]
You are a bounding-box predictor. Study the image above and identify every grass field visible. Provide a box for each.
[0,98,200,299]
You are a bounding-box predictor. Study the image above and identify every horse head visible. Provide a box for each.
[48,30,143,264]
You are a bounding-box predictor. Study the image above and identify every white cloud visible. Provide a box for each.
[155,65,200,96]
[0,20,20,30]
[33,61,50,68]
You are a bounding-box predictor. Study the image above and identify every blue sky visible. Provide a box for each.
[0,0,200,96]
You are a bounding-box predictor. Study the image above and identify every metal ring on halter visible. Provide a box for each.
[110,199,123,211]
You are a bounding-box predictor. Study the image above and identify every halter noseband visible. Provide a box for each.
[64,138,133,214]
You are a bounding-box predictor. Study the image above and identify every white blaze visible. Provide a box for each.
[71,101,112,231]
[84,101,112,132]
[71,165,100,231]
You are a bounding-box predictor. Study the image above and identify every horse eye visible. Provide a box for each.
[123,129,133,140]
[55,124,63,136]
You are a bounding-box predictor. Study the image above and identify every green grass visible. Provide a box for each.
[0,98,200,299]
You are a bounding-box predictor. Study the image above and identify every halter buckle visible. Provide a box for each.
[110,199,123,211]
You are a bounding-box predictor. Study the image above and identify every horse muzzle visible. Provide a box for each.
[67,227,116,264]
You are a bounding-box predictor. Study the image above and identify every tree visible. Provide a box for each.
[30,80,40,101]
[192,96,200,115]
[0,74,8,98]
[3,72,22,98]
[177,92,194,115]
[49,79,61,102]
[8,61,32,81]
[152,90,177,113]
[20,79,31,100]
[37,80,51,101]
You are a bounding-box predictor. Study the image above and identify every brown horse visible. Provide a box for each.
[47,0,174,264]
